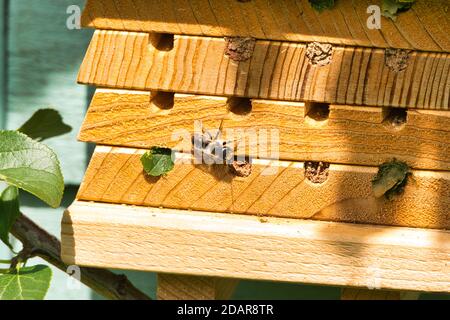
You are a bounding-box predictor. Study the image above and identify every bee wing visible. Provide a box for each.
[212,119,225,141]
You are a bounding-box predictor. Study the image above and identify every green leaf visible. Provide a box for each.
[382,0,415,20]
[0,265,52,300]
[141,147,174,177]
[308,0,335,12]
[0,186,20,249]
[372,159,410,199]
[18,108,72,141]
[0,131,64,208]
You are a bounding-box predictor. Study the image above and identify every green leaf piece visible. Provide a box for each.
[0,186,20,249]
[372,159,410,199]
[0,131,64,208]
[382,0,415,21]
[18,108,72,141]
[141,147,175,177]
[0,265,52,300]
[308,0,335,12]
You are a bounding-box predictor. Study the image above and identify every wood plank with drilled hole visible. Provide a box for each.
[61,201,450,293]
[77,31,450,110]
[79,89,450,170]
[157,274,239,300]
[76,146,450,229]
[81,0,450,53]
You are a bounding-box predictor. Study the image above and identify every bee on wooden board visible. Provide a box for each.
[191,120,237,165]
[190,119,253,178]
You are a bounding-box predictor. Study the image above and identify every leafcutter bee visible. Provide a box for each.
[191,120,239,165]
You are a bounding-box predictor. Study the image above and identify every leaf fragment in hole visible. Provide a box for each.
[308,0,335,12]
[372,159,410,199]
[141,147,175,177]
[382,0,415,20]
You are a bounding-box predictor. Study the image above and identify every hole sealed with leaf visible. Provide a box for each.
[141,146,175,178]
[227,97,252,116]
[382,107,407,131]
[305,102,330,123]
[149,33,174,51]
[150,91,175,110]
[372,159,410,200]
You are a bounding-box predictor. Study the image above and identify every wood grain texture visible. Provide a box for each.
[76,146,450,229]
[61,201,450,293]
[157,274,238,300]
[77,31,450,109]
[81,0,450,53]
[340,289,419,300]
[341,289,400,300]
[79,89,450,170]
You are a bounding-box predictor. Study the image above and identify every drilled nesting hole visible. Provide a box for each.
[382,107,407,130]
[305,161,330,184]
[227,97,252,116]
[150,91,175,110]
[149,33,174,51]
[305,102,330,122]
[229,159,252,177]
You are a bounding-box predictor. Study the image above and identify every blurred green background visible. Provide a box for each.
[0,0,447,300]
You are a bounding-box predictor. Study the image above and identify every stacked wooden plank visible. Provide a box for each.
[62,0,450,299]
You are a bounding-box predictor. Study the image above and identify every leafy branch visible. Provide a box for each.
[0,108,150,300]
[10,213,150,300]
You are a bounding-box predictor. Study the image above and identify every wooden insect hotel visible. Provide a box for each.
[61,0,450,300]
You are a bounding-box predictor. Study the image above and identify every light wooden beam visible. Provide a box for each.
[340,288,419,300]
[76,146,450,229]
[79,89,450,170]
[77,31,450,110]
[157,274,238,300]
[61,201,450,293]
[81,0,450,52]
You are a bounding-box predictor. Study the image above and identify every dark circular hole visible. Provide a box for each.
[227,97,252,115]
[150,91,175,110]
[305,103,330,122]
[149,33,174,51]
[382,107,407,129]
